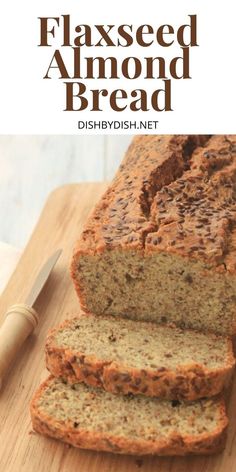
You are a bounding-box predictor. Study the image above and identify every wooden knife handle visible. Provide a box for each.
[0,304,39,388]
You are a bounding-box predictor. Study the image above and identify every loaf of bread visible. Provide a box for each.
[45,313,235,401]
[71,135,236,335]
[31,376,228,456]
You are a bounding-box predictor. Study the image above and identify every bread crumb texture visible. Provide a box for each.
[53,316,230,370]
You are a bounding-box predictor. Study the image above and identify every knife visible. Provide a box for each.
[0,249,62,388]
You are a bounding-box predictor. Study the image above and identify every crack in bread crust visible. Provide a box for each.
[74,136,212,255]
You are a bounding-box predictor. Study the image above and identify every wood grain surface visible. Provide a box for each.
[0,183,235,472]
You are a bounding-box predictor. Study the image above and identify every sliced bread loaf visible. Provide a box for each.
[45,314,235,401]
[31,376,228,456]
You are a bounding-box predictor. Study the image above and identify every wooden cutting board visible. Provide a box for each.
[0,183,235,472]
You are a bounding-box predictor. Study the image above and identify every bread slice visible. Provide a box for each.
[31,376,228,456]
[71,135,236,336]
[45,314,235,401]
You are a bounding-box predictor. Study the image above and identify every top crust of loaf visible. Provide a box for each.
[73,135,236,274]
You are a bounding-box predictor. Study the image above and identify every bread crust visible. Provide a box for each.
[30,376,228,456]
[45,316,235,401]
[71,135,236,269]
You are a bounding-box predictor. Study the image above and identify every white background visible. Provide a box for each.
[0,135,132,247]
[0,0,235,134]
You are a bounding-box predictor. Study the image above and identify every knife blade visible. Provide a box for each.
[0,248,62,388]
[25,249,62,307]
